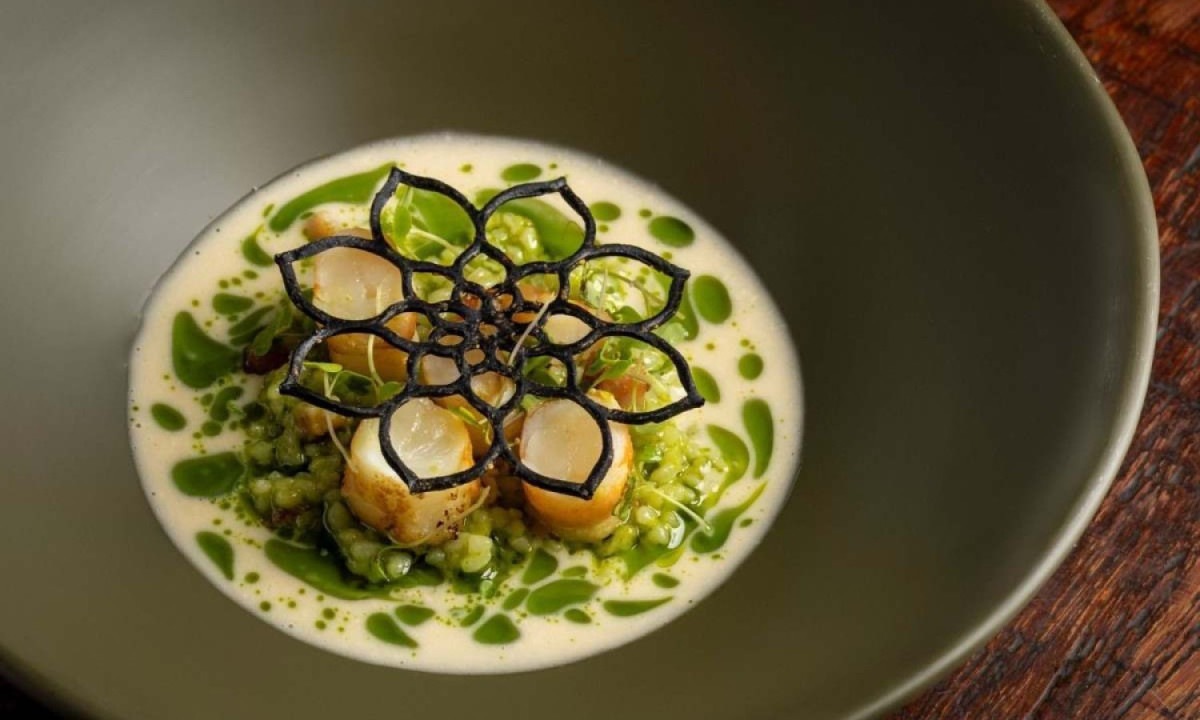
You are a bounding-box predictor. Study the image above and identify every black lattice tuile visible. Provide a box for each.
[273,167,704,500]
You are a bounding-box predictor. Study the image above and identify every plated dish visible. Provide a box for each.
[128,134,802,671]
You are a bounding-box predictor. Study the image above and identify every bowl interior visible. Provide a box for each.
[0,1,1154,718]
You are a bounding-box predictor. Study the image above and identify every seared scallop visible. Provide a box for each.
[311,233,416,381]
[342,400,480,545]
[420,350,517,456]
[519,394,632,543]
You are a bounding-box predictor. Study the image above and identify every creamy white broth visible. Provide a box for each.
[128,133,802,672]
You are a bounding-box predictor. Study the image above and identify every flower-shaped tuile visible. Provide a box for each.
[274,167,704,500]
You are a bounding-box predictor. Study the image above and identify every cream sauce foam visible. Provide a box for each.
[129,133,803,672]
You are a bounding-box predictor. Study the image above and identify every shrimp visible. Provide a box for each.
[341,399,481,545]
[519,392,632,543]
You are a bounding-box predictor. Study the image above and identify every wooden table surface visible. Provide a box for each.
[893,1,1200,718]
[2,1,1197,719]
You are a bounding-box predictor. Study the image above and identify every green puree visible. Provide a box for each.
[602,597,671,617]
[268,163,392,232]
[743,399,774,478]
[209,386,244,422]
[500,163,542,182]
[525,579,599,615]
[501,588,529,611]
[395,605,435,626]
[692,275,732,324]
[212,293,253,314]
[588,201,621,222]
[171,312,239,389]
[521,549,558,585]
[691,483,765,554]
[648,215,695,247]
[196,531,234,580]
[674,289,700,340]
[366,613,418,648]
[704,425,750,510]
[691,366,720,403]
[171,453,243,497]
[241,229,273,267]
[652,573,679,589]
[150,403,186,431]
[459,606,485,627]
[738,353,764,379]
[264,540,406,601]
[473,614,520,645]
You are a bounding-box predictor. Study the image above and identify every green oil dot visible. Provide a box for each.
[209,386,245,422]
[589,201,621,222]
[743,399,774,478]
[651,573,680,589]
[603,597,672,617]
[196,532,234,580]
[264,540,404,600]
[260,601,271,612]
[460,606,486,627]
[564,608,592,624]
[526,579,599,615]
[218,280,229,289]
[460,163,473,173]
[502,588,530,611]
[691,366,720,403]
[501,163,541,183]
[521,548,558,585]
[268,164,392,232]
[738,353,764,380]
[691,484,765,554]
[638,208,652,218]
[649,215,694,247]
[171,312,239,389]
[705,425,750,507]
[673,289,699,340]
[365,613,417,648]
[201,420,222,437]
[315,620,326,630]
[212,293,253,314]
[322,607,336,620]
[244,572,260,584]
[692,275,732,324]
[243,270,258,279]
[473,614,520,645]
[150,403,186,431]
[171,453,243,497]
[395,605,435,626]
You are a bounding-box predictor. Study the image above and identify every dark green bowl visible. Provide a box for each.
[0,1,1156,718]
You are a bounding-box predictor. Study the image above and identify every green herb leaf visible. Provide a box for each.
[377,381,404,401]
[303,361,343,374]
[384,205,412,248]
[250,301,294,356]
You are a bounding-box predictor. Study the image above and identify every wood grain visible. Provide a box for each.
[892,1,1200,718]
